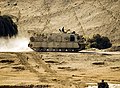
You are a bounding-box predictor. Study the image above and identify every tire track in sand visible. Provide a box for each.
[30,52,78,88]
[30,53,56,73]
[17,52,77,88]
[16,53,50,83]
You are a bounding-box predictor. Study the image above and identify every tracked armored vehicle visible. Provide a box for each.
[28,28,86,52]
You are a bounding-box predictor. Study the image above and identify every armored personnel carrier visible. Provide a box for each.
[28,28,86,52]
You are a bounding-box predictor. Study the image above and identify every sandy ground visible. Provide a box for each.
[0,51,120,88]
[0,0,120,88]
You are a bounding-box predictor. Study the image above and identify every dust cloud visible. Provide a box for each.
[0,15,32,52]
[0,37,33,52]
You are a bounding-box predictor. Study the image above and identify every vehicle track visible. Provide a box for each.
[16,52,78,88]
[28,52,72,87]
[30,53,56,73]
[16,53,49,83]
[29,52,79,88]
[16,53,67,87]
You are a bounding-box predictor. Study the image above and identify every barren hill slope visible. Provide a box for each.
[0,0,120,45]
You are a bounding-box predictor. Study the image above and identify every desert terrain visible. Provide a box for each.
[0,51,120,88]
[0,0,120,88]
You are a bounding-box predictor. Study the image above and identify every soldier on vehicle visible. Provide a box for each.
[72,31,75,34]
[59,27,66,33]
[62,27,65,33]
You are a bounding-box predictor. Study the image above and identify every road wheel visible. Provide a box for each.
[67,49,72,52]
[30,37,35,42]
[55,49,59,52]
[61,49,65,52]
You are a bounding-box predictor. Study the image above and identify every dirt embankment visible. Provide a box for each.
[0,0,120,45]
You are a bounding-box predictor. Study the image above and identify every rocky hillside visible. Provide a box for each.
[0,0,120,45]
